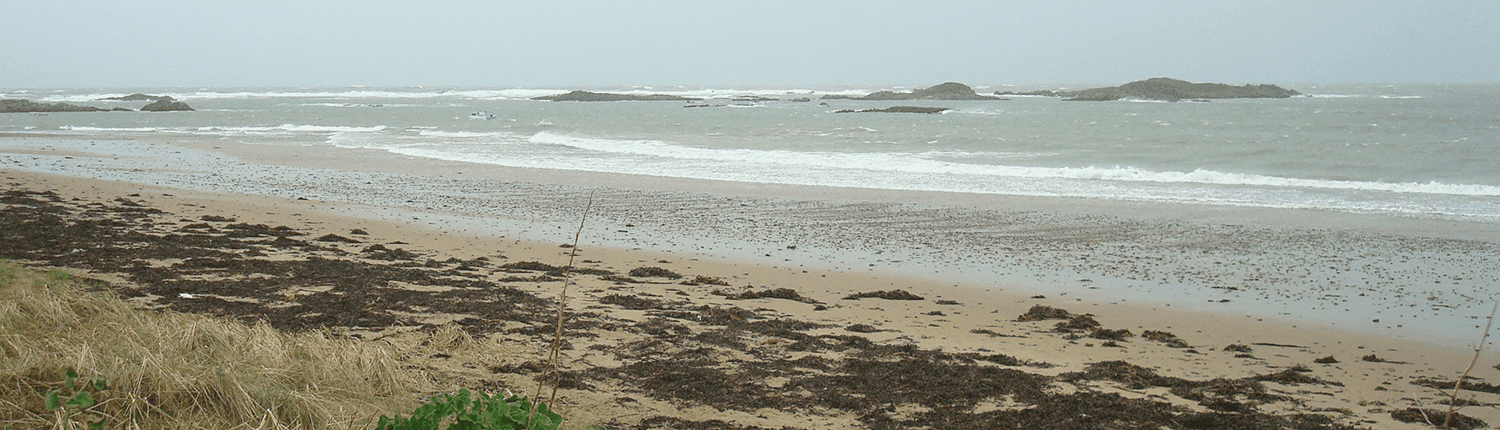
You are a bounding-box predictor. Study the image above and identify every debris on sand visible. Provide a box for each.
[842,289,924,301]
[713,287,823,304]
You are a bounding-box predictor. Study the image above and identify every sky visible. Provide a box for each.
[4,1,1498,88]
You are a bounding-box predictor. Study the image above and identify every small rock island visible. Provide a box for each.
[825,82,1006,101]
[1000,78,1301,102]
[0,99,125,113]
[1,93,194,113]
[139,98,195,111]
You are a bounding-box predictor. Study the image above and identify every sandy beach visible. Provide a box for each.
[5,132,1500,429]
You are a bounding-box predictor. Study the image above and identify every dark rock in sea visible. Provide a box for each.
[534,90,697,102]
[827,82,1006,101]
[1060,77,1301,102]
[789,97,811,102]
[834,106,949,114]
[100,93,175,102]
[0,99,109,113]
[139,99,195,111]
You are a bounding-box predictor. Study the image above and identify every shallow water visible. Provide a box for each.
[6,83,1500,221]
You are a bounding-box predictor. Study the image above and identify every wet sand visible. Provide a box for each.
[5,132,1500,428]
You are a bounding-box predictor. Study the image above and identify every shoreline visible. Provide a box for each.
[4,167,1498,428]
[4,132,1500,344]
[2,167,1486,351]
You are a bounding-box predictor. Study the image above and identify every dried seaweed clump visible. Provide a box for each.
[1413,377,1500,395]
[1052,315,1101,333]
[629,266,682,279]
[1224,344,1254,353]
[500,261,564,272]
[1390,408,1486,430]
[599,294,669,311]
[1060,360,1193,390]
[1361,354,1407,364]
[713,287,822,304]
[680,275,730,286]
[842,289,924,301]
[1088,328,1133,341]
[1015,304,1072,321]
[1142,330,1189,348]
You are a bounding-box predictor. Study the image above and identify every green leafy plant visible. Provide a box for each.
[375,389,561,430]
[43,369,109,430]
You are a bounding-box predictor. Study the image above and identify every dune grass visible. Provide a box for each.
[0,260,426,429]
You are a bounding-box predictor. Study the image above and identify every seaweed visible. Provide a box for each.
[842,289,924,301]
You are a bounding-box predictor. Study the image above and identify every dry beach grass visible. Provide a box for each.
[0,260,424,429]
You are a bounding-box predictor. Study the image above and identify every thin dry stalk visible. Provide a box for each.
[1445,302,1497,429]
[529,191,595,423]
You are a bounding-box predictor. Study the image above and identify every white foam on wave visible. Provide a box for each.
[1305,94,1423,100]
[416,130,517,139]
[919,149,1055,160]
[39,93,134,103]
[38,89,571,102]
[61,126,162,132]
[526,132,1500,197]
[299,102,416,108]
[948,108,1011,116]
[221,124,388,133]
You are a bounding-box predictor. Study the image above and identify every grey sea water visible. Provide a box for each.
[5,83,1500,343]
[5,83,1499,222]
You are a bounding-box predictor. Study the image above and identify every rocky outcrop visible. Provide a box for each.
[825,82,1005,101]
[834,106,949,114]
[534,90,697,102]
[732,96,779,102]
[139,99,195,111]
[1,99,113,113]
[1060,78,1300,102]
[100,93,175,102]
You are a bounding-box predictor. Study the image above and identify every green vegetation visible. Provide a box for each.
[43,369,108,429]
[375,389,560,430]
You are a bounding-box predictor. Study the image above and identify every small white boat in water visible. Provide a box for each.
[469,111,496,120]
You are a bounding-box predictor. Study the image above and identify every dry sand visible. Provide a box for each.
[5,161,1500,429]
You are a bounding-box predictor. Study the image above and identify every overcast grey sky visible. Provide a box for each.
[5,1,1497,88]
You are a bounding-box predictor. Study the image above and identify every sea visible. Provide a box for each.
[4,83,1499,223]
[5,83,1500,342]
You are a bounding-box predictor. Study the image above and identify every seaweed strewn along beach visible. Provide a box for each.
[2,169,1495,429]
